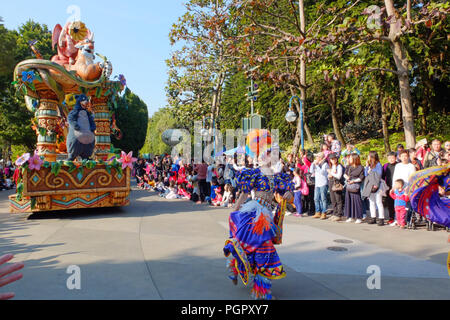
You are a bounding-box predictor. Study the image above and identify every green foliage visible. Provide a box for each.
[0,19,54,158]
[140,108,178,156]
[111,89,149,156]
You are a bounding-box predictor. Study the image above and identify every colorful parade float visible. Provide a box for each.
[9,20,135,213]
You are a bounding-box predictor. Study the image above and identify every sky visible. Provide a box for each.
[1,0,187,117]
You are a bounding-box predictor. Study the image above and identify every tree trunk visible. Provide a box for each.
[290,0,308,155]
[209,71,225,137]
[329,87,346,145]
[381,97,391,153]
[303,117,314,147]
[385,0,416,148]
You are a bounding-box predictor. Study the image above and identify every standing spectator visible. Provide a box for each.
[382,152,398,225]
[327,133,342,158]
[396,144,405,162]
[415,139,429,165]
[409,148,424,171]
[300,149,312,169]
[393,150,416,187]
[223,157,235,185]
[327,153,344,222]
[445,141,450,153]
[310,153,329,220]
[206,163,216,194]
[363,151,386,226]
[295,156,309,175]
[423,139,442,168]
[284,153,296,173]
[302,152,315,217]
[194,161,208,204]
[321,143,332,162]
[389,179,410,229]
[343,154,365,224]
[341,144,361,167]
[293,168,308,217]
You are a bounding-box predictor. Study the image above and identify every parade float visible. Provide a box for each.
[9,20,135,213]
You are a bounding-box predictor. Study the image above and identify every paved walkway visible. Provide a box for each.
[0,186,449,300]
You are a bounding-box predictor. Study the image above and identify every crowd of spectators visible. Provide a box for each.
[132,137,449,230]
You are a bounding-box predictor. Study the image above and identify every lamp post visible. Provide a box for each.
[286,95,304,150]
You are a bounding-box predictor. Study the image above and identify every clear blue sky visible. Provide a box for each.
[1,0,186,117]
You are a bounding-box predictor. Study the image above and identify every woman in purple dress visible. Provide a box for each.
[344,154,365,224]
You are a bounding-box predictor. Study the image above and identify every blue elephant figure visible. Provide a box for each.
[67,94,96,161]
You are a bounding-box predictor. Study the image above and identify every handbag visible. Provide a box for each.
[346,182,361,193]
[332,179,344,192]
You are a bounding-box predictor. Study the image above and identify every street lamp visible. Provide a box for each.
[287,95,304,150]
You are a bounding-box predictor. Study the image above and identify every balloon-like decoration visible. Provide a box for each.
[407,164,450,228]
[246,129,272,159]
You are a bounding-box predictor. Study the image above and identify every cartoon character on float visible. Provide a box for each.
[67,94,96,161]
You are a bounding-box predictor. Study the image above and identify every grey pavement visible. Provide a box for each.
[0,186,449,300]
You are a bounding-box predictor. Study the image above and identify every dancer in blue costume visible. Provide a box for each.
[407,164,450,228]
[223,151,294,300]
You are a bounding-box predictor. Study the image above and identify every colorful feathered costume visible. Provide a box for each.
[407,164,450,227]
[223,168,294,300]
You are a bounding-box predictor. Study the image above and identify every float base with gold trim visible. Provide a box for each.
[9,164,130,213]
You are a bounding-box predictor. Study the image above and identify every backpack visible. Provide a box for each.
[305,172,315,186]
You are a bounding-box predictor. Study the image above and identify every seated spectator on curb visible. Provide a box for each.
[165,180,179,199]
[219,184,234,207]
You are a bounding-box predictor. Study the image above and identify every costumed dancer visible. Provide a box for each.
[407,164,450,228]
[223,138,294,300]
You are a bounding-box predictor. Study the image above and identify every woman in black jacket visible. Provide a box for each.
[343,154,365,224]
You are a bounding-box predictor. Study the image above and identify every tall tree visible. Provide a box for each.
[168,0,236,134]
[111,89,149,156]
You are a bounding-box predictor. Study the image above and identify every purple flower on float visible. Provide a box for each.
[28,151,44,171]
[15,153,31,167]
[22,71,36,83]
[118,74,127,86]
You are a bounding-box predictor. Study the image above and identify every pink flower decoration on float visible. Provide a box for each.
[28,152,44,171]
[118,151,137,170]
[15,153,31,167]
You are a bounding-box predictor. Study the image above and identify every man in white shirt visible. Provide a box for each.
[392,150,416,187]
